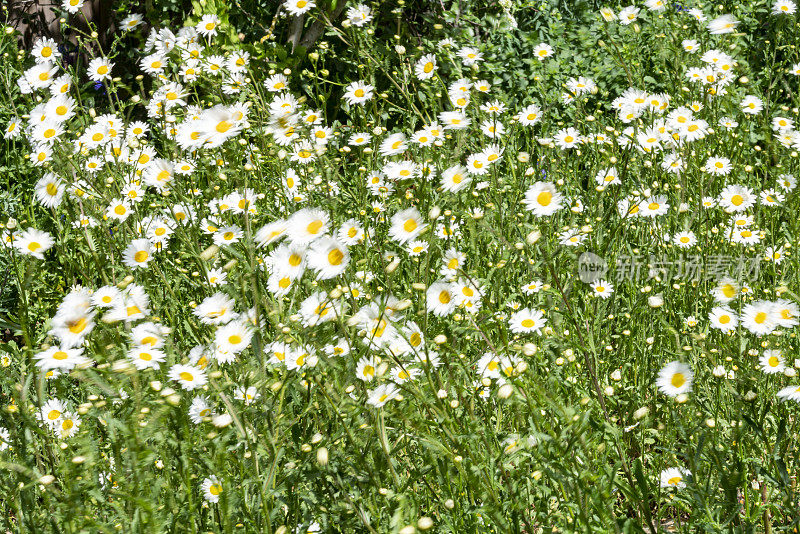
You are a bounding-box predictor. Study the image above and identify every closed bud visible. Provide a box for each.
[498,383,513,399]
[200,245,219,260]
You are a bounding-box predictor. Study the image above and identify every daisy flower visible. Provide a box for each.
[34,173,65,208]
[201,476,223,503]
[741,95,763,115]
[31,38,61,63]
[367,383,400,408]
[389,207,426,244]
[532,43,554,61]
[56,412,81,438]
[61,0,84,14]
[517,104,541,125]
[508,308,547,335]
[707,14,738,34]
[285,0,315,15]
[709,306,738,332]
[760,350,785,374]
[87,57,113,82]
[704,156,732,176]
[287,208,329,245]
[349,132,372,145]
[34,346,88,371]
[618,6,640,24]
[343,81,374,106]
[168,364,208,391]
[524,182,563,216]
[127,347,166,371]
[215,320,253,354]
[772,0,796,14]
[656,361,693,397]
[773,299,799,328]
[308,237,350,279]
[660,468,690,489]
[441,165,471,193]
[197,14,220,36]
[457,46,483,65]
[234,386,261,405]
[415,54,437,80]
[592,279,614,299]
[123,239,154,269]
[740,301,778,336]
[673,231,697,248]
[13,228,54,259]
[426,282,456,317]
[777,386,800,402]
[121,14,143,30]
[347,3,372,25]
[39,398,67,428]
[255,219,288,247]
[718,185,754,212]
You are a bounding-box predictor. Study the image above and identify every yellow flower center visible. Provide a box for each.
[537,191,552,206]
[68,317,88,334]
[307,220,323,234]
[328,249,344,266]
[671,373,686,388]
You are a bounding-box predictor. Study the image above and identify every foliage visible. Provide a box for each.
[1,0,800,533]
